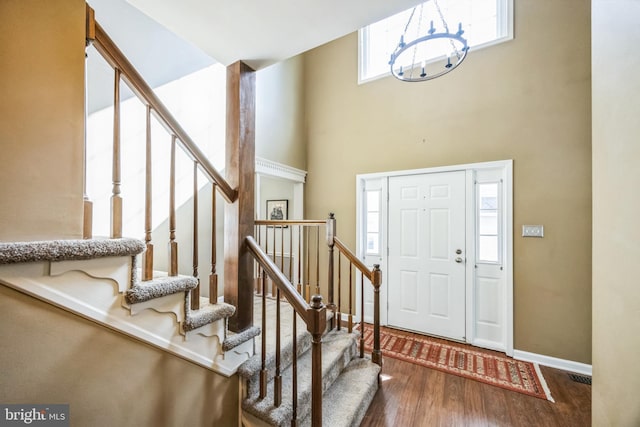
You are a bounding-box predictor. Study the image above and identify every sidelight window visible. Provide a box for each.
[477,181,501,263]
[365,190,382,255]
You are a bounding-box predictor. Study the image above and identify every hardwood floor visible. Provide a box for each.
[360,347,591,427]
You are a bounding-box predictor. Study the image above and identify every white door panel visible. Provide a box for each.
[388,171,466,340]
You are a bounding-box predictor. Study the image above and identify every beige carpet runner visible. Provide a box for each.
[359,324,554,402]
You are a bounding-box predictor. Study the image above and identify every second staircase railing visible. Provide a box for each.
[249,214,382,426]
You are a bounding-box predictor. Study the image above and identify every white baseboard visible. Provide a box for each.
[513,350,592,376]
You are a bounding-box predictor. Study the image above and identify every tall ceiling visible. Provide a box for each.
[125,0,424,69]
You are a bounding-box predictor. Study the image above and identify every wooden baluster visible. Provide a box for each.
[289,226,294,288]
[111,68,123,239]
[326,213,336,330]
[280,225,285,284]
[337,253,342,331]
[259,269,267,399]
[297,226,302,295]
[191,161,200,310]
[305,227,311,303]
[372,264,383,366]
[309,295,326,427]
[315,227,320,295]
[348,261,353,333]
[209,184,218,304]
[142,105,154,280]
[255,223,261,294]
[274,288,282,407]
[82,41,93,240]
[360,272,365,358]
[291,306,298,426]
[265,225,270,295]
[272,224,277,297]
[168,135,178,276]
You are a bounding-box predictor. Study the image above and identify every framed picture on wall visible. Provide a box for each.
[266,199,288,222]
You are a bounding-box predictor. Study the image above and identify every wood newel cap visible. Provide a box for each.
[308,295,327,336]
[310,294,324,309]
[326,213,336,246]
[372,264,382,288]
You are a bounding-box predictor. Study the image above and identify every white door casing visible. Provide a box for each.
[356,160,513,356]
[387,171,466,340]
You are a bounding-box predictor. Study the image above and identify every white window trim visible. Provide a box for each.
[358,0,515,85]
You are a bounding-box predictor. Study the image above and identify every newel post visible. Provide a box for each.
[326,213,336,329]
[371,264,383,366]
[308,295,326,427]
[224,61,256,332]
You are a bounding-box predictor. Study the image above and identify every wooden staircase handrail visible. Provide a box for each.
[332,236,381,286]
[246,236,326,330]
[254,219,326,227]
[246,235,326,427]
[90,21,238,203]
[332,234,382,366]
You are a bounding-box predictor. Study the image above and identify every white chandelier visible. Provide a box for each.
[389,0,469,82]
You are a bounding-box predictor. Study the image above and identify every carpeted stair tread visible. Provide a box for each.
[125,275,197,304]
[300,357,381,427]
[183,296,236,332]
[242,329,358,426]
[240,298,336,395]
[223,326,262,351]
[239,313,310,376]
[0,238,145,264]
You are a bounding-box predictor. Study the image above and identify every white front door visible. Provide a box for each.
[388,171,466,340]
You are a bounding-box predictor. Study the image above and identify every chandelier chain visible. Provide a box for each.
[403,6,417,34]
[410,3,425,79]
[434,0,462,60]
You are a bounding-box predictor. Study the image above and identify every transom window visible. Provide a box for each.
[359,0,513,83]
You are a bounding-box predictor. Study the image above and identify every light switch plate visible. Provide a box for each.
[522,225,544,237]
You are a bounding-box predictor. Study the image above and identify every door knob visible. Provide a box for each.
[455,257,463,263]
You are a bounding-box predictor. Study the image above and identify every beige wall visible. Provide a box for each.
[304,0,592,362]
[0,285,238,427]
[0,0,85,241]
[256,56,307,170]
[592,1,640,425]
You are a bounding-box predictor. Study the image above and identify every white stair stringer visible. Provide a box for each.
[0,256,251,377]
[127,292,186,333]
[50,256,132,293]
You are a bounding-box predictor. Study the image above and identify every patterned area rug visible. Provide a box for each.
[359,324,554,402]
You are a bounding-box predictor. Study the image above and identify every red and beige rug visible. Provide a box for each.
[359,324,554,402]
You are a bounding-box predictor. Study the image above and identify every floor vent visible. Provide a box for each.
[568,373,592,385]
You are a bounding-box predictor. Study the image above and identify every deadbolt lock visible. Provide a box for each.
[455,249,462,254]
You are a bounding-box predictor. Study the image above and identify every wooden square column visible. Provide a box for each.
[224,61,256,332]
